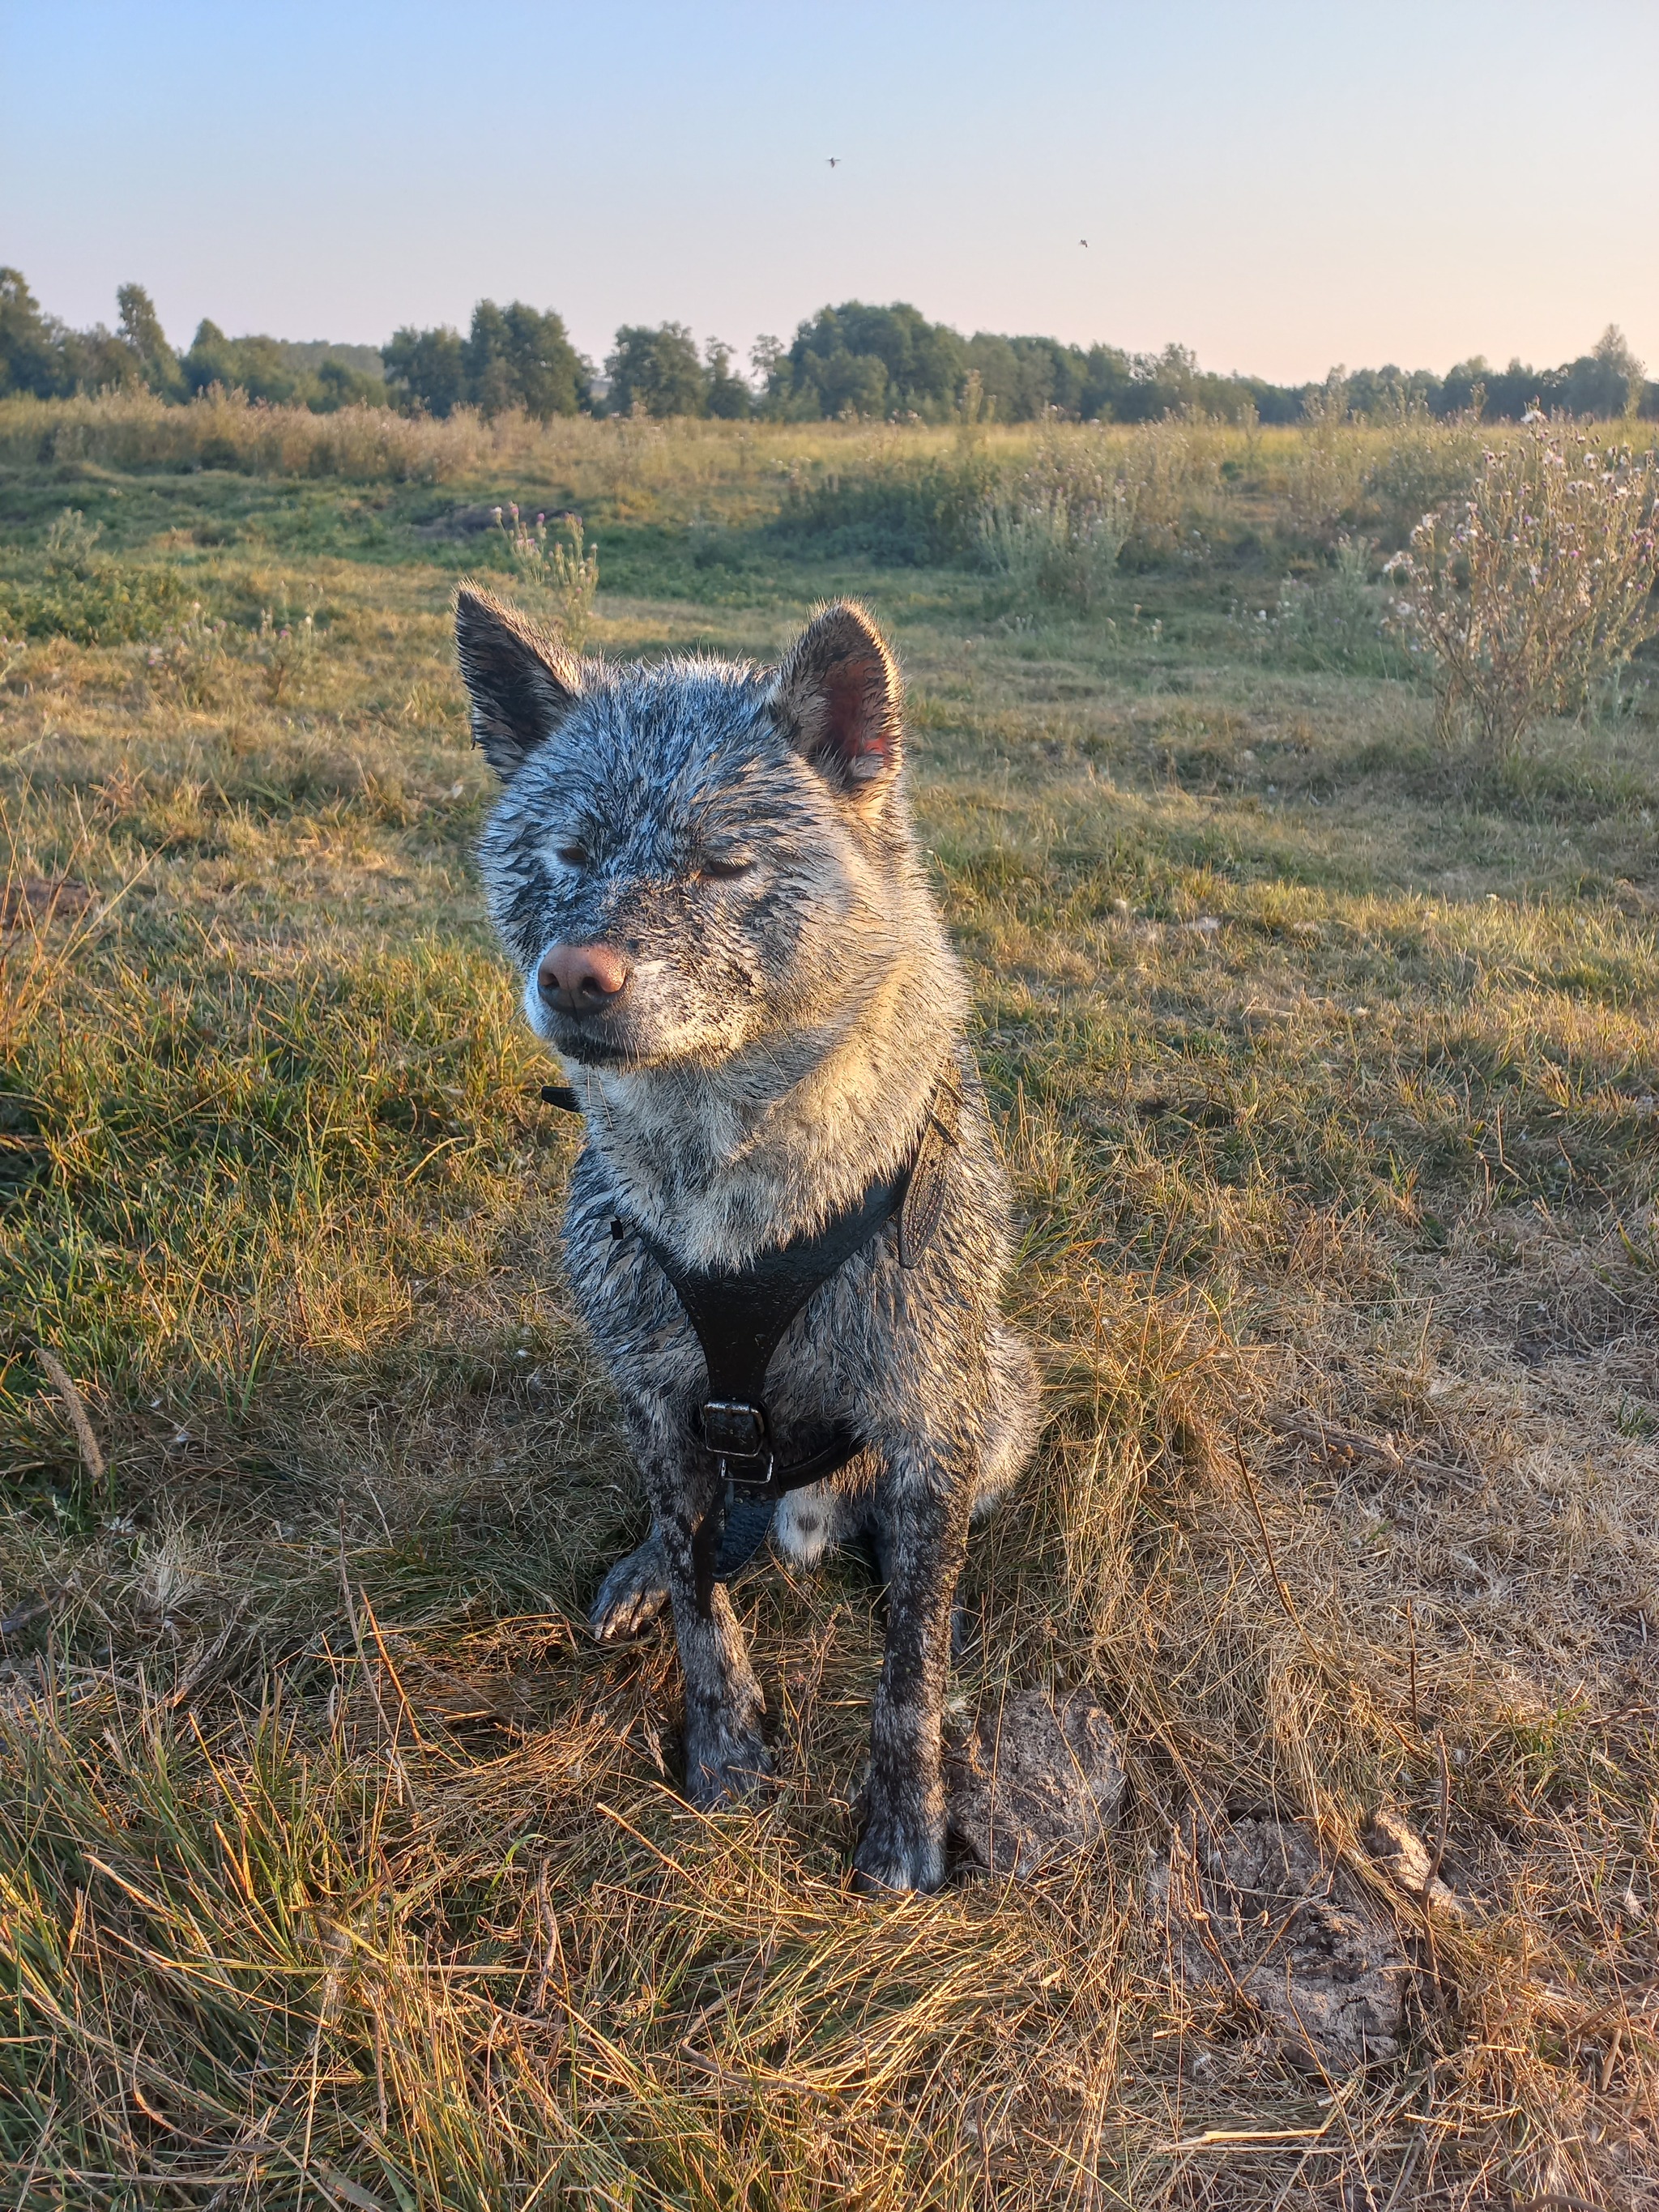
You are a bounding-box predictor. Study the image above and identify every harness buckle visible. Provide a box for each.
[702,1400,769,1462]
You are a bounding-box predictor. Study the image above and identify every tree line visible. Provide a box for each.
[2,267,1653,425]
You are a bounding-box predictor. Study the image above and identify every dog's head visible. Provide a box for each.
[459,592,923,1071]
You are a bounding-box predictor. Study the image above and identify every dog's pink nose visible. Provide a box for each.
[538,943,631,1014]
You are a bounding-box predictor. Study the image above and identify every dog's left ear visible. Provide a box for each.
[770,601,902,805]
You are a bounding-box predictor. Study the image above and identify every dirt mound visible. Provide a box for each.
[2,876,92,928]
[946,1689,1126,1877]
[1150,1809,1409,2070]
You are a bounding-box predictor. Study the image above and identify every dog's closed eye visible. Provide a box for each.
[697,855,754,881]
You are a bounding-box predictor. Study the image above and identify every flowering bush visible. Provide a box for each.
[1387,426,1659,757]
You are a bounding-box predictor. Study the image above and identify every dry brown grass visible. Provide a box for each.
[2,431,1658,2206]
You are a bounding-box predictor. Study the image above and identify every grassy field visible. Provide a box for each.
[3,408,1658,2209]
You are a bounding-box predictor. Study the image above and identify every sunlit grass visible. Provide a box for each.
[2,425,1657,2206]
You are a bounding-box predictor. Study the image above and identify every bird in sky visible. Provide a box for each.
[828,156,839,168]
[1080,237,1089,247]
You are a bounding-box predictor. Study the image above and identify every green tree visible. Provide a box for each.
[704,339,751,419]
[382,324,468,416]
[116,283,182,397]
[314,358,385,410]
[463,301,586,420]
[181,322,307,403]
[781,303,967,418]
[0,267,70,397]
[60,322,138,394]
[606,323,706,417]
[1564,326,1645,418]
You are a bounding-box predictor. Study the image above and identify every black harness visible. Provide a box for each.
[542,1073,959,1614]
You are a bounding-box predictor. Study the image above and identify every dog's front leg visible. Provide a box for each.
[648,1447,771,1809]
[855,1447,972,1894]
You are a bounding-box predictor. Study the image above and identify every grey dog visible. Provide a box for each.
[458,590,1038,1892]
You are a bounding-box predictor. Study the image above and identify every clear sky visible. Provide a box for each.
[4,0,1657,386]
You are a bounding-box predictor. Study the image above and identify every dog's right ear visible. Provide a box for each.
[454,587,583,779]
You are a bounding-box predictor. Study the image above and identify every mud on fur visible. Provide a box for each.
[456,587,1040,1893]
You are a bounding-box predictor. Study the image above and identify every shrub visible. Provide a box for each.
[1387,426,1659,757]
[1253,535,1405,676]
[0,507,188,645]
[776,442,1000,565]
[978,436,1134,610]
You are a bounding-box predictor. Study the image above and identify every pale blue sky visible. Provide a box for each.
[4,0,1657,384]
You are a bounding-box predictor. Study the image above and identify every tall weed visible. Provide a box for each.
[1284,387,1368,541]
[0,388,497,483]
[1119,416,1224,558]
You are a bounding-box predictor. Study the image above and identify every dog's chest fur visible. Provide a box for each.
[560,1039,1004,1478]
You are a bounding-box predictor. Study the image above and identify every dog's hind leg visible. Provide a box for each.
[773,1463,872,1567]
[971,1321,1042,1522]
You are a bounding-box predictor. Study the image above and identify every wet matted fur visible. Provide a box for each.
[457,590,1039,1892]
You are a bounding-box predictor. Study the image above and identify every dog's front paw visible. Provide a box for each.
[851,1809,948,1895]
[588,1536,669,1643]
[684,1717,772,1809]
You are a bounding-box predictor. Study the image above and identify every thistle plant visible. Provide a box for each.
[146,601,230,707]
[1387,426,1659,757]
[492,503,600,650]
[251,606,314,705]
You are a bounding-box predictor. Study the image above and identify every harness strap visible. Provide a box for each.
[543,1069,962,1617]
[638,1170,906,1614]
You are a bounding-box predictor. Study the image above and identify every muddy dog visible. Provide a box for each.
[457,590,1038,1892]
